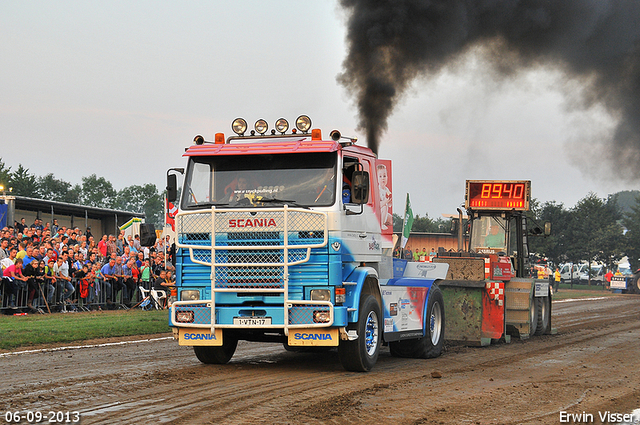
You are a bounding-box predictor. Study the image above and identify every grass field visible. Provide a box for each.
[0,309,170,351]
[552,282,615,301]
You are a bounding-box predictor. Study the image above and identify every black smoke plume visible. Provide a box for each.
[338,0,640,178]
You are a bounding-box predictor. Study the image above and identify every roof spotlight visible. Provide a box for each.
[275,118,289,134]
[194,135,205,145]
[255,119,268,135]
[330,130,341,141]
[295,115,312,133]
[232,118,248,136]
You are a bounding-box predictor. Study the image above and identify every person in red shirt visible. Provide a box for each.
[604,269,614,289]
[3,258,28,307]
[97,235,108,260]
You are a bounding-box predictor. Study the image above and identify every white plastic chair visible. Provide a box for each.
[138,286,167,309]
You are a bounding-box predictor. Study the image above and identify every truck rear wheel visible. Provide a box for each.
[535,295,550,335]
[338,294,381,372]
[389,284,445,359]
[193,333,238,364]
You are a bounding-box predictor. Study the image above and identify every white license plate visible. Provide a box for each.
[233,317,272,326]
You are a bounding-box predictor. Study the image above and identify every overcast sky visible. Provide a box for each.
[1,1,637,220]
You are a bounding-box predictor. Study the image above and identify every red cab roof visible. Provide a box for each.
[183,139,341,157]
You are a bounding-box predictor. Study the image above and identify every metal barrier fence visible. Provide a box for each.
[0,276,155,314]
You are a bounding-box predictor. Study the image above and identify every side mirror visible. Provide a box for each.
[544,221,551,236]
[167,174,178,203]
[351,171,369,204]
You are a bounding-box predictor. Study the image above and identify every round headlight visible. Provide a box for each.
[255,119,268,135]
[275,118,289,134]
[296,115,312,133]
[232,118,248,136]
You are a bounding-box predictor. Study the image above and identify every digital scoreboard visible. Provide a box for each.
[465,180,531,211]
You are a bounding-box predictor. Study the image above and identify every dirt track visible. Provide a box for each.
[1,292,640,425]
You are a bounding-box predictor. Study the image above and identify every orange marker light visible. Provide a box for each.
[311,129,322,140]
[215,133,225,144]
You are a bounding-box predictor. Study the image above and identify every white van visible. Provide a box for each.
[559,263,586,284]
[579,264,605,285]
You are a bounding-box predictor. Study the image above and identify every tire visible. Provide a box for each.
[389,284,445,359]
[535,295,550,335]
[193,332,238,364]
[631,275,640,294]
[529,294,538,336]
[338,294,381,372]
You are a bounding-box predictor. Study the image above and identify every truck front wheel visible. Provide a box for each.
[193,333,238,364]
[338,294,381,372]
[389,284,445,359]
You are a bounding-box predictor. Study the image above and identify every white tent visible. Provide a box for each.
[119,217,143,240]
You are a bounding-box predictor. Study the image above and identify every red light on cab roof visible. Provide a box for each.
[311,129,322,140]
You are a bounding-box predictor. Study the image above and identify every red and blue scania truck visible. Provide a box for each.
[166,116,447,372]
[166,116,552,371]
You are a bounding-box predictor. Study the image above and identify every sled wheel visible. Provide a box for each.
[535,295,550,335]
[529,295,538,336]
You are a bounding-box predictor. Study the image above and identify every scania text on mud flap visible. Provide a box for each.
[166,116,446,371]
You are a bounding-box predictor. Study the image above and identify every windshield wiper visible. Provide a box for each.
[191,201,229,207]
[259,198,308,208]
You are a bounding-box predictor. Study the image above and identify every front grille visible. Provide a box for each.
[228,232,279,241]
[176,208,328,290]
[217,266,284,289]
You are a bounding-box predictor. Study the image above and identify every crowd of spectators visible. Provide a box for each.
[393,246,438,261]
[0,217,175,313]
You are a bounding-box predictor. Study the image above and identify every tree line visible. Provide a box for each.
[0,158,164,227]
[393,190,640,271]
[529,191,640,272]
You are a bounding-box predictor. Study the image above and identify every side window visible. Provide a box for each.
[342,157,359,204]
[342,156,372,205]
[360,158,373,206]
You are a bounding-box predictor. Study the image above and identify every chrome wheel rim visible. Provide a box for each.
[364,310,379,356]
[430,301,442,345]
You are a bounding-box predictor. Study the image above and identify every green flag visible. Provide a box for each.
[401,193,414,248]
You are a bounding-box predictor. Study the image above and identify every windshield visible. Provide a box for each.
[182,152,337,209]
[470,216,507,253]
